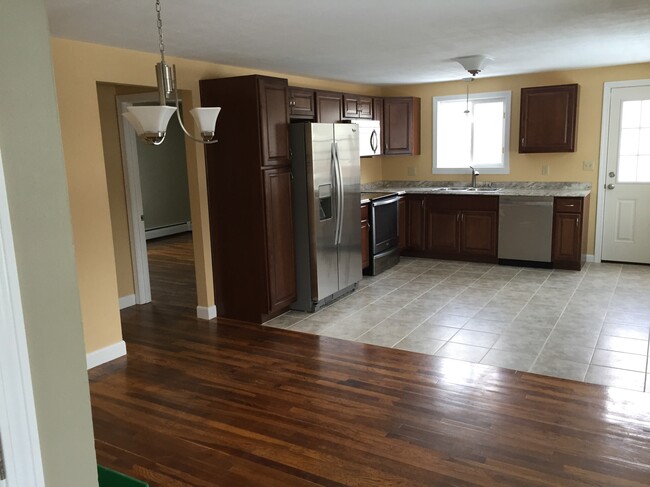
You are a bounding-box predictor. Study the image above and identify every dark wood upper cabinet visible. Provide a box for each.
[199,74,295,324]
[288,87,315,120]
[343,94,372,119]
[383,97,421,155]
[519,84,578,153]
[315,91,343,123]
[259,78,291,167]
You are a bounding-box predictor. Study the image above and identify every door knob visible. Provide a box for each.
[607,184,615,190]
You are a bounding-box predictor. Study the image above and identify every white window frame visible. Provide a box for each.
[432,90,511,174]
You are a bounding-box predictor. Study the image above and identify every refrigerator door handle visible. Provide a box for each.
[333,142,344,245]
[331,142,341,245]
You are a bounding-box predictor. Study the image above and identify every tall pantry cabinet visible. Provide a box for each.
[200,75,296,324]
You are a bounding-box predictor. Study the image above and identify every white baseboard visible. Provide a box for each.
[586,254,595,263]
[196,305,217,320]
[145,222,191,240]
[118,294,136,309]
[86,340,127,369]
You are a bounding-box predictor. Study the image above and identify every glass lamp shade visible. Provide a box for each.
[122,105,177,135]
[190,107,221,134]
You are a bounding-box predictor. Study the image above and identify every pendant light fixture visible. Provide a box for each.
[122,0,221,145]
[453,54,494,77]
[463,77,474,116]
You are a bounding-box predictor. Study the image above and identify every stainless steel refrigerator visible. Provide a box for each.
[290,123,362,312]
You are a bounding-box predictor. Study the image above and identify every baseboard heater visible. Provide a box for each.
[145,221,191,240]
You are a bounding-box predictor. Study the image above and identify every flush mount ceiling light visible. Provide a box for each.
[122,0,221,145]
[453,54,494,77]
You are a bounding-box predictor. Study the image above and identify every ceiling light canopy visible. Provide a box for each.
[453,55,494,77]
[122,0,221,146]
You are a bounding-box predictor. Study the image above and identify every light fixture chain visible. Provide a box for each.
[155,0,166,64]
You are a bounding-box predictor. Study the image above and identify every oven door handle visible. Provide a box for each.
[371,195,399,207]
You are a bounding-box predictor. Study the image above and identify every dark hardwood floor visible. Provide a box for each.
[90,235,650,486]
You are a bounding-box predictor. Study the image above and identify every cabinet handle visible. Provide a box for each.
[576,218,579,228]
[421,199,424,209]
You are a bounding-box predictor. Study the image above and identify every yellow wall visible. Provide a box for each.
[51,38,380,353]
[379,63,650,253]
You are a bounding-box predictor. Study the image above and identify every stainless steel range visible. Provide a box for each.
[361,192,400,275]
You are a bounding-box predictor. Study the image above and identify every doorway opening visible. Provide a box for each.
[98,85,197,311]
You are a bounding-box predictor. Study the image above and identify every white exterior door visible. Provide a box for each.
[601,85,650,264]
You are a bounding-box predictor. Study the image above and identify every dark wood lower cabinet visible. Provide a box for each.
[403,194,498,263]
[398,196,406,250]
[426,209,458,254]
[552,196,589,270]
[406,195,425,250]
[361,204,370,269]
[263,167,297,313]
[460,211,498,257]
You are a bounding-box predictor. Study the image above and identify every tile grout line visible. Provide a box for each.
[528,264,594,375]
[352,261,474,342]
[386,263,492,348]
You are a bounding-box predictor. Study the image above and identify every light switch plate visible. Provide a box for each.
[541,165,549,176]
[583,160,594,171]
[407,166,417,176]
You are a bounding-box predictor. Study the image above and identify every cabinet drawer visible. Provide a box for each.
[555,198,582,213]
[361,203,369,220]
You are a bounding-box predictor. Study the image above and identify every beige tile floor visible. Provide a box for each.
[264,258,650,392]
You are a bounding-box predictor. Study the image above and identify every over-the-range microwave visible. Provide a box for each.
[346,119,380,157]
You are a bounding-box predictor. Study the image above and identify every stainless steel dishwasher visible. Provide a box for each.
[498,196,554,267]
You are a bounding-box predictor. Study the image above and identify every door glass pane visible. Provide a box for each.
[619,128,639,155]
[638,155,650,182]
[618,155,637,182]
[641,100,650,128]
[621,100,642,128]
[639,128,650,155]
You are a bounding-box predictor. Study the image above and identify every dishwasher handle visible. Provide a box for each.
[499,196,554,207]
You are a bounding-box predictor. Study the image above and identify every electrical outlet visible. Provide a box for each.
[583,160,594,171]
[541,165,550,176]
[407,166,417,177]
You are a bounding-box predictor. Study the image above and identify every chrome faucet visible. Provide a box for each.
[470,166,480,188]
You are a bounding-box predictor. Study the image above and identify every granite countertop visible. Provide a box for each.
[361,181,591,199]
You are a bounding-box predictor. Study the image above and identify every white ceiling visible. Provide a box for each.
[45,0,650,85]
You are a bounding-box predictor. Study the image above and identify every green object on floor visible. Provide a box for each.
[97,465,148,487]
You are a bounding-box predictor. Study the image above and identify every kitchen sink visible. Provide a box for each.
[463,187,503,192]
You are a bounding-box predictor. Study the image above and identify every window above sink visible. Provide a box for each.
[432,90,512,175]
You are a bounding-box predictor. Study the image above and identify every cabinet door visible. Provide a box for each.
[263,167,296,313]
[259,77,290,167]
[426,209,459,254]
[316,91,343,123]
[460,210,497,258]
[398,196,406,250]
[406,196,425,250]
[288,87,315,120]
[552,212,581,268]
[361,204,370,269]
[384,97,421,155]
[343,94,373,119]
[519,84,578,153]
[373,98,384,155]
